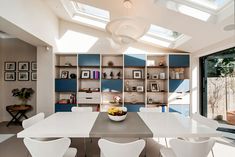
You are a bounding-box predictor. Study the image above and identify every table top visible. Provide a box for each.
[138,112,221,138]
[17,112,221,138]
[90,112,153,138]
[6,105,32,111]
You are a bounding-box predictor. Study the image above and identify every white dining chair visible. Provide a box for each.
[24,137,77,157]
[22,112,45,129]
[98,139,145,157]
[160,138,215,157]
[71,107,93,112]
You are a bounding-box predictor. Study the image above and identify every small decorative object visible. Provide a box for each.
[65,61,72,66]
[170,70,175,79]
[175,72,180,79]
[152,74,159,79]
[150,82,160,92]
[61,71,69,79]
[4,72,16,81]
[110,71,114,79]
[18,72,29,81]
[70,73,77,79]
[147,73,150,79]
[148,97,153,104]
[137,86,144,92]
[159,60,164,66]
[12,88,34,105]
[147,60,155,66]
[132,86,137,91]
[108,107,127,122]
[133,70,142,79]
[18,62,29,71]
[113,95,121,103]
[81,70,90,78]
[108,61,114,66]
[58,99,70,104]
[117,71,121,79]
[125,81,130,91]
[31,72,37,81]
[159,73,165,79]
[4,62,16,71]
[31,62,37,71]
[103,72,107,79]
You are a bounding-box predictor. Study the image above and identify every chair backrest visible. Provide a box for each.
[192,113,219,130]
[71,107,93,112]
[170,138,215,157]
[98,139,145,157]
[24,137,71,157]
[22,112,45,129]
[139,107,161,112]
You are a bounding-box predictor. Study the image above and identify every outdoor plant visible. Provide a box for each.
[12,88,34,105]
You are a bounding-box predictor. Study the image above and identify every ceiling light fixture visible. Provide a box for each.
[106,0,150,45]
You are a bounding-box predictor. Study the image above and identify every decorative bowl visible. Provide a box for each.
[107,107,127,122]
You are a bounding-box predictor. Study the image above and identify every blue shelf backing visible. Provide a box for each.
[55,104,76,112]
[169,104,189,117]
[124,54,146,67]
[78,54,100,66]
[169,79,189,92]
[124,104,145,112]
[169,55,189,67]
[101,80,123,92]
[55,79,77,92]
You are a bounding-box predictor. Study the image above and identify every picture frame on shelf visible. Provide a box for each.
[61,71,69,79]
[133,70,142,79]
[31,72,37,81]
[159,73,165,79]
[81,70,90,79]
[18,72,29,81]
[152,74,158,79]
[4,62,16,71]
[18,62,29,71]
[31,61,37,71]
[150,82,160,92]
[4,72,16,81]
[137,86,144,92]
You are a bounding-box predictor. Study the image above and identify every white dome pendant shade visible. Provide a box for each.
[106,17,150,45]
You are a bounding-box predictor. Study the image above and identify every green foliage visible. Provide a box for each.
[12,88,34,102]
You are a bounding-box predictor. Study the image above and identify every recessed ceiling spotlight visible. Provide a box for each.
[224,24,235,31]
[123,0,133,9]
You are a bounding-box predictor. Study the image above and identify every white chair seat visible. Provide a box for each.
[160,148,176,157]
[64,147,77,157]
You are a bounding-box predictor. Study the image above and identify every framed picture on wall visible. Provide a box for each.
[31,61,37,71]
[18,62,29,71]
[81,70,90,79]
[31,72,37,81]
[133,70,142,79]
[4,72,16,81]
[61,71,69,79]
[4,62,16,71]
[18,72,29,81]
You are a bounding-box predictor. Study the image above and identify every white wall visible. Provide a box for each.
[0,39,3,122]
[0,38,37,122]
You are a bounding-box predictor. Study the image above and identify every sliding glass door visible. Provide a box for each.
[200,47,235,126]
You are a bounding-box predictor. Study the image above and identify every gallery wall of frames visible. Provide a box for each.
[54,54,190,116]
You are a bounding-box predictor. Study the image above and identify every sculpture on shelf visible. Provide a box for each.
[117,71,121,79]
[103,72,107,79]
[108,61,114,66]
[110,71,114,79]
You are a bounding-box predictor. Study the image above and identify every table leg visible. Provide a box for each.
[6,111,21,127]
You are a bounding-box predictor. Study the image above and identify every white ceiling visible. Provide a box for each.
[43,0,235,53]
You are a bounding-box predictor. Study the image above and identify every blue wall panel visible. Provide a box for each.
[55,104,76,112]
[78,54,100,66]
[124,54,146,67]
[169,79,189,92]
[55,79,77,92]
[169,55,189,67]
[101,80,123,92]
[124,104,145,112]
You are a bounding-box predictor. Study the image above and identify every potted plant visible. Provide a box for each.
[12,88,34,105]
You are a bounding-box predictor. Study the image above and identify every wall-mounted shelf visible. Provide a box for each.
[55,65,77,68]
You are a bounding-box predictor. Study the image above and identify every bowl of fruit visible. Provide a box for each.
[107,107,127,122]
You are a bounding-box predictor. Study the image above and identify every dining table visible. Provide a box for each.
[17,112,221,139]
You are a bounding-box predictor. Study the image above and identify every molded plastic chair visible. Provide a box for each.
[24,137,77,157]
[139,107,162,112]
[71,107,92,112]
[160,138,215,157]
[98,139,145,157]
[22,112,45,129]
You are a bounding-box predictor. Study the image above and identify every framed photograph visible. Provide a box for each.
[133,70,142,79]
[31,72,37,81]
[137,86,144,92]
[81,70,90,79]
[4,72,16,81]
[18,62,29,71]
[150,82,160,92]
[61,71,69,79]
[31,61,37,71]
[4,62,16,71]
[152,74,159,79]
[18,72,29,81]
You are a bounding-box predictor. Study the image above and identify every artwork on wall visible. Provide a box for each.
[81,70,90,78]
[137,86,144,92]
[31,72,37,81]
[150,82,160,92]
[18,62,29,71]
[18,72,29,81]
[4,62,16,71]
[31,61,37,71]
[133,70,142,79]
[4,72,16,81]
[61,71,69,79]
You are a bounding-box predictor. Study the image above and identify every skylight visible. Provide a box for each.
[63,0,110,30]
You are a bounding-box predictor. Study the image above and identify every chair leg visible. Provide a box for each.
[211,148,215,157]
[145,138,147,157]
[84,138,87,157]
[164,138,168,147]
